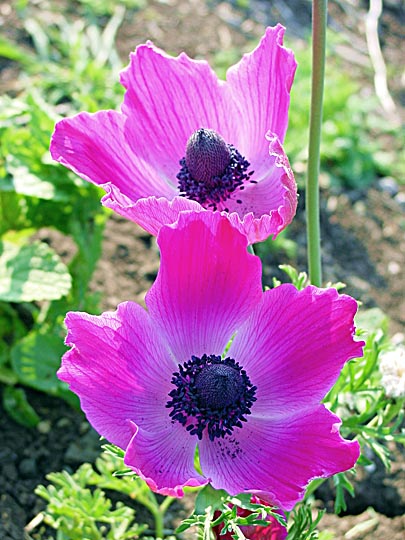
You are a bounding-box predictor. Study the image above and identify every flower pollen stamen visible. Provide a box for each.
[166,353,257,441]
[177,128,255,211]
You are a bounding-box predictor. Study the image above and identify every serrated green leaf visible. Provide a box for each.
[35,462,147,540]
[0,240,71,302]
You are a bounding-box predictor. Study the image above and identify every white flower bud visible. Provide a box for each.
[379,346,405,398]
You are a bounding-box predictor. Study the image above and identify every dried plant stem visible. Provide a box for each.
[365,0,397,118]
[24,512,44,533]
[306,0,327,286]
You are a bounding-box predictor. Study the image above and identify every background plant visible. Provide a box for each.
[0,5,127,424]
[285,34,405,191]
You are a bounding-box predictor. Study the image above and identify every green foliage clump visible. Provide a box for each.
[35,453,147,540]
[77,0,146,17]
[286,503,328,540]
[177,485,287,540]
[0,6,128,424]
[285,35,405,189]
[0,91,107,423]
[35,449,180,539]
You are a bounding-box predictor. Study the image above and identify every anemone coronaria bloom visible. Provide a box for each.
[213,498,287,539]
[58,211,363,510]
[50,25,297,244]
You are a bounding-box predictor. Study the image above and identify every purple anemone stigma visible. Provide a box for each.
[177,128,254,211]
[166,353,257,441]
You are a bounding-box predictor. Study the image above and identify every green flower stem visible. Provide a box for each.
[159,495,176,514]
[156,495,176,538]
[306,0,327,286]
[153,508,165,540]
[147,495,176,539]
[134,491,165,538]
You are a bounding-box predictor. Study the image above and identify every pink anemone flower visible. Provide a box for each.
[58,211,363,510]
[50,25,297,244]
[213,497,287,539]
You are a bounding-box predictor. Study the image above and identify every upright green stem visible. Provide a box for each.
[159,495,176,514]
[152,496,176,539]
[153,509,164,540]
[306,0,327,286]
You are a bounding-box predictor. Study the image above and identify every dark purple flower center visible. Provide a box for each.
[176,128,256,211]
[185,129,231,186]
[166,354,257,441]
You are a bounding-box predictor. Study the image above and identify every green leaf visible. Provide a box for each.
[101,443,126,459]
[0,364,18,385]
[360,434,391,470]
[10,331,76,406]
[0,302,27,385]
[287,502,325,540]
[195,485,228,515]
[2,386,40,427]
[5,155,69,201]
[0,240,71,302]
[176,486,228,537]
[0,35,34,66]
[278,265,309,290]
[333,472,355,514]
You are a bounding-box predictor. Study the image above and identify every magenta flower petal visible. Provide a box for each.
[125,422,207,497]
[225,135,297,242]
[120,42,238,179]
[227,25,297,149]
[101,189,202,236]
[228,284,363,417]
[50,111,173,199]
[58,302,177,449]
[50,27,297,244]
[146,211,262,360]
[199,406,360,510]
[59,302,206,495]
